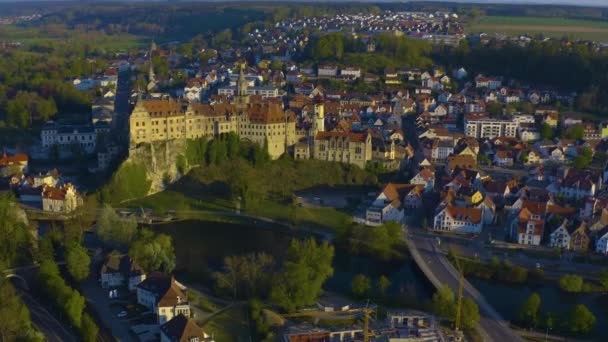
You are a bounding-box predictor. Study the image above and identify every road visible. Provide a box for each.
[406,228,524,342]
[18,291,77,342]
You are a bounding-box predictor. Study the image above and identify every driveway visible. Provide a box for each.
[80,277,135,342]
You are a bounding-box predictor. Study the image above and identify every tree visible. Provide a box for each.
[432,285,456,320]
[213,253,275,299]
[0,279,40,341]
[0,194,30,267]
[66,244,90,282]
[351,274,371,298]
[540,123,554,140]
[80,313,99,342]
[567,304,596,335]
[270,239,334,312]
[64,290,85,328]
[96,205,137,247]
[518,292,541,328]
[487,102,502,117]
[559,274,583,293]
[461,297,480,330]
[572,147,593,170]
[599,269,608,289]
[377,275,391,296]
[129,229,176,273]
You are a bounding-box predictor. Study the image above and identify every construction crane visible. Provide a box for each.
[282,306,375,342]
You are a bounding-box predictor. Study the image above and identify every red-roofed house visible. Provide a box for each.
[433,206,483,234]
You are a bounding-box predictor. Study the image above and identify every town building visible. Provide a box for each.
[41,183,82,213]
[464,114,518,139]
[0,152,28,176]
[160,314,213,342]
[313,131,372,169]
[433,206,482,234]
[100,254,146,291]
[136,272,190,325]
[366,183,411,225]
[41,121,110,155]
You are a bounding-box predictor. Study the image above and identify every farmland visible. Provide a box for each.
[467,16,608,42]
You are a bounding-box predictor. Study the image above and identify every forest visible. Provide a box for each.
[435,39,608,114]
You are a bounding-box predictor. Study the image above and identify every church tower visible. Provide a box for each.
[313,102,325,133]
[235,64,249,106]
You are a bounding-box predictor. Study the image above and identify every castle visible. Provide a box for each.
[129,68,297,159]
[129,67,372,167]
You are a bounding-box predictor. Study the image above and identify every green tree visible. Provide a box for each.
[540,123,554,140]
[0,194,30,267]
[487,102,502,117]
[518,292,541,328]
[0,279,40,341]
[567,304,596,335]
[66,244,90,282]
[129,229,176,273]
[80,313,99,342]
[461,297,480,330]
[96,205,137,247]
[377,275,391,296]
[64,290,85,328]
[598,269,608,289]
[559,274,583,293]
[351,274,371,298]
[572,147,593,170]
[270,239,334,312]
[432,285,456,320]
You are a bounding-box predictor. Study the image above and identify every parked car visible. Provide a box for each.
[117,311,127,318]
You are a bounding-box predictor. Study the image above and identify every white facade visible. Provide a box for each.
[217,86,279,98]
[465,116,518,139]
[549,225,570,249]
[433,206,482,234]
[596,232,608,254]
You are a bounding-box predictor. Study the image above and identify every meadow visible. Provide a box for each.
[467,16,608,42]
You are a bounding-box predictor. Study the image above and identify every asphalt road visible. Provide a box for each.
[406,229,524,342]
[18,291,77,342]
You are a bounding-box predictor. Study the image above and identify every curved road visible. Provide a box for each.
[406,229,523,342]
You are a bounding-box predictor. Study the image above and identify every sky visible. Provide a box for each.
[0,0,607,7]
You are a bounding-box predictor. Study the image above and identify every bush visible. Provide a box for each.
[351,274,371,298]
[80,313,99,342]
[559,274,583,293]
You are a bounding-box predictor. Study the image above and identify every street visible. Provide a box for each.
[405,227,524,342]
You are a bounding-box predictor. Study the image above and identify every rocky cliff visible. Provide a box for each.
[127,140,188,195]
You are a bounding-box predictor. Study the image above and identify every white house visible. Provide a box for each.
[137,273,190,324]
[100,254,146,291]
[433,206,482,234]
[410,168,435,192]
[548,219,571,249]
[365,183,410,225]
[595,229,608,255]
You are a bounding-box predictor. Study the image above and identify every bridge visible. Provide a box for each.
[405,230,523,342]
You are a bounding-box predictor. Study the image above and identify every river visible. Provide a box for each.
[153,219,434,304]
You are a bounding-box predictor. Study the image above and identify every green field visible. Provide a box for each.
[467,16,608,42]
[0,25,146,51]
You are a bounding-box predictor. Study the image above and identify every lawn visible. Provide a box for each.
[467,16,608,42]
[127,189,352,234]
[200,306,250,342]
